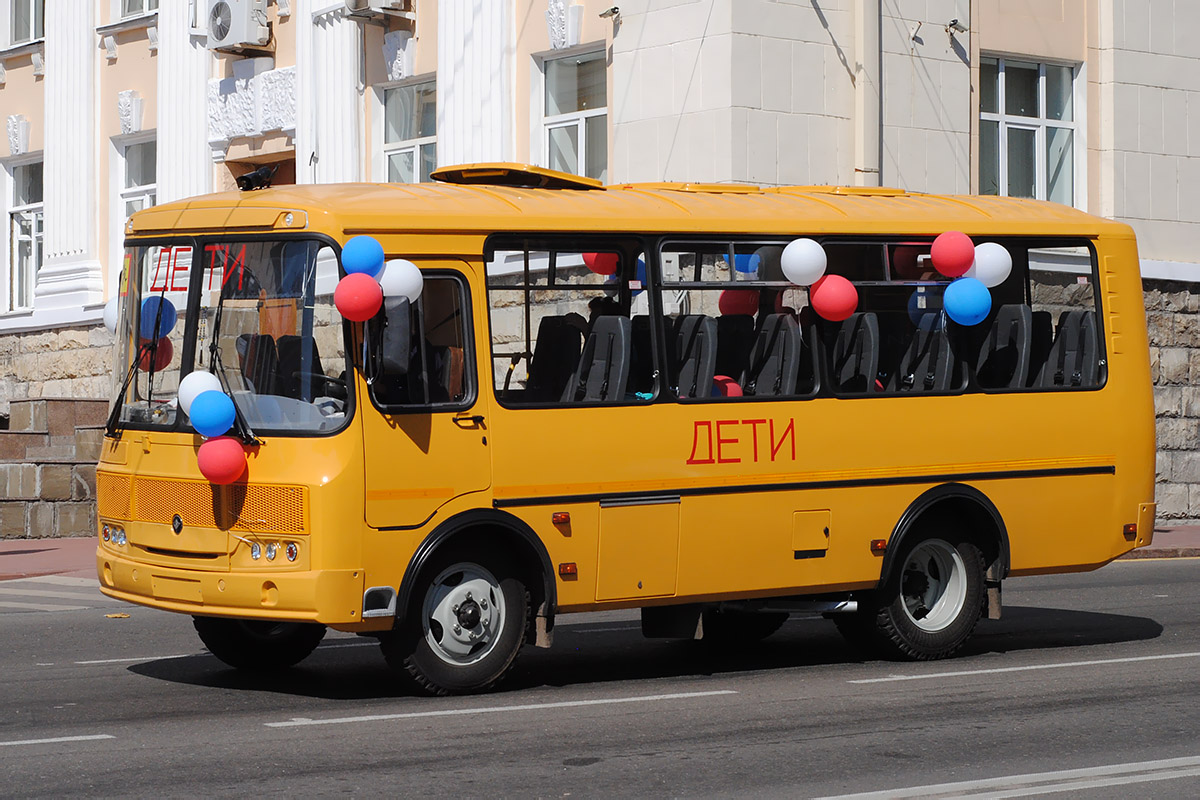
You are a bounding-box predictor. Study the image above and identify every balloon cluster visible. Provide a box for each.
[930,232,1012,326]
[779,238,858,322]
[178,370,247,484]
[136,296,178,371]
[334,235,424,321]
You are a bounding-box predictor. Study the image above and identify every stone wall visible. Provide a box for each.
[0,325,115,418]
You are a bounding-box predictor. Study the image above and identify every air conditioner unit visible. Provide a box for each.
[207,0,270,51]
[345,0,413,15]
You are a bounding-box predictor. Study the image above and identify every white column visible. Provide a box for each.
[36,2,102,311]
[295,2,362,184]
[156,2,212,203]
[437,0,512,166]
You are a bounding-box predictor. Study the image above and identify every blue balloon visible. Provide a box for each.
[139,296,178,341]
[633,257,647,297]
[732,253,761,274]
[189,390,236,438]
[341,235,385,277]
[943,277,992,326]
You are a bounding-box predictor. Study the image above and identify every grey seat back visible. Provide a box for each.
[891,313,955,393]
[742,314,801,396]
[826,312,880,394]
[528,314,585,401]
[674,315,717,398]
[975,303,1031,389]
[1037,309,1099,388]
[567,315,632,402]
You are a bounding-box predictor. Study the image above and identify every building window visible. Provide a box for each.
[10,0,44,44]
[543,50,607,183]
[8,161,43,312]
[383,80,437,184]
[121,140,157,219]
[979,57,1077,206]
[121,0,158,18]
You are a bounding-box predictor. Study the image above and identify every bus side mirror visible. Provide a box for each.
[381,297,411,375]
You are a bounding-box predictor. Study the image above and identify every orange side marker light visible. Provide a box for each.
[870,539,887,555]
[552,511,570,525]
[559,562,578,577]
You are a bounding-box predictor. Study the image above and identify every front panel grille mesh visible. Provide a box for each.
[98,472,307,534]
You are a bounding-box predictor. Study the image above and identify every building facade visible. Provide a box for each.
[1,0,1198,518]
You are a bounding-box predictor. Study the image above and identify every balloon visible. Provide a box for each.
[138,337,173,372]
[341,235,385,277]
[967,242,1013,288]
[718,288,759,316]
[755,246,785,281]
[931,231,975,278]
[377,258,424,301]
[582,252,619,275]
[178,370,223,416]
[907,287,944,326]
[780,238,827,286]
[943,277,992,326]
[891,245,929,280]
[732,253,760,275]
[809,274,858,322]
[632,257,647,297]
[189,390,237,438]
[102,297,120,333]
[197,436,247,485]
[139,296,178,340]
[334,273,384,321]
[712,376,743,397]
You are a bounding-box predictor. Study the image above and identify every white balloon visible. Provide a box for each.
[102,296,120,334]
[967,242,1013,288]
[377,258,423,302]
[178,370,224,416]
[780,238,827,286]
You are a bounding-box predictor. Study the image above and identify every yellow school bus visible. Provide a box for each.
[96,164,1156,695]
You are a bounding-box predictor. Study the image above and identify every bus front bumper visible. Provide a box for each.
[96,548,366,626]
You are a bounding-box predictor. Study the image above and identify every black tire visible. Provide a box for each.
[869,534,986,660]
[381,550,529,696]
[700,609,788,646]
[192,616,326,671]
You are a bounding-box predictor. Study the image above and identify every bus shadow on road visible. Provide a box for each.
[126,605,1162,699]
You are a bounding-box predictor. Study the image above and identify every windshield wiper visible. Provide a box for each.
[104,340,154,439]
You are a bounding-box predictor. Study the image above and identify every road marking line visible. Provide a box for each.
[812,754,1200,799]
[22,576,99,587]
[265,690,739,728]
[848,651,1200,684]
[0,587,112,602]
[0,734,115,748]
[0,600,91,612]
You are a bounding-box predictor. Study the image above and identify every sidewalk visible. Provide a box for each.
[1,527,1196,582]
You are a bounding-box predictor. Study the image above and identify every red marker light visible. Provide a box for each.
[552,512,570,525]
[559,562,578,577]
[870,539,887,554]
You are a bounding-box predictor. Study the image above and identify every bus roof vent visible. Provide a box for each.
[430,163,605,190]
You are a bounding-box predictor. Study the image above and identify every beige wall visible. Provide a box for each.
[0,54,45,154]
[977,0,1087,63]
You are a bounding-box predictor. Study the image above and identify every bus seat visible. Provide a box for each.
[974,303,1032,389]
[825,312,880,395]
[1037,309,1100,389]
[742,313,801,396]
[891,313,955,393]
[276,335,326,400]
[674,315,717,398]
[527,314,585,401]
[629,315,660,394]
[715,314,756,380]
[1027,310,1054,387]
[567,315,632,402]
[235,333,278,395]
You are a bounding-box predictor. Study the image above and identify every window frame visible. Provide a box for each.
[979,56,1086,209]
[109,132,158,299]
[9,0,43,46]
[531,44,608,183]
[5,155,44,313]
[120,0,158,20]
[375,75,438,185]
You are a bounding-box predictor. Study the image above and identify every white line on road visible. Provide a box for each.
[812,754,1200,799]
[0,600,90,612]
[265,690,739,728]
[848,651,1200,684]
[22,576,99,587]
[0,587,111,602]
[0,734,115,748]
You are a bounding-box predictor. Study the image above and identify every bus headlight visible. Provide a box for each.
[250,542,261,560]
[285,542,298,562]
[265,542,278,561]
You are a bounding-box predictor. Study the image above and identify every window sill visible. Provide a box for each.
[0,39,44,60]
[96,12,158,37]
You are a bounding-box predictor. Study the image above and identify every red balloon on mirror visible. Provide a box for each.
[582,252,619,275]
[809,274,858,322]
[334,273,384,321]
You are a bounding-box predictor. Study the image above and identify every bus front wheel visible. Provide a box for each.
[192,616,327,671]
[382,552,529,695]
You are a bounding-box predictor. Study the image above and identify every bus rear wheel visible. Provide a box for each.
[192,616,327,671]
[382,553,529,696]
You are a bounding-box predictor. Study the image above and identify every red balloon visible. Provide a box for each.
[891,245,929,280]
[712,375,743,397]
[810,274,858,322]
[197,436,247,485]
[718,289,759,316]
[931,231,975,278]
[334,273,384,321]
[139,337,173,371]
[582,252,619,275]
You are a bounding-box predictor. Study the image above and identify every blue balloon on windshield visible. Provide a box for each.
[139,296,178,341]
[190,390,236,438]
[342,235,385,277]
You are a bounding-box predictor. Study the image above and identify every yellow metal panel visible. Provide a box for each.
[792,510,831,552]
[596,502,680,601]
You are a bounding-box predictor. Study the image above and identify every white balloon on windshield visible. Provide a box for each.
[177,370,224,417]
[377,259,424,302]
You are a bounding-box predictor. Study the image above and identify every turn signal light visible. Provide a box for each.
[559,562,578,576]
[870,539,887,554]
[552,512,570,525]
[1123,523,1137,539]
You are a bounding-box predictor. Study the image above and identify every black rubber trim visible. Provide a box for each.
[793,549,826,560]
[394,508,557,627]
[492,464,1114,509]
[883,483,1013,582]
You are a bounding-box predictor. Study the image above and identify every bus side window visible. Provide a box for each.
[370,273,472,409]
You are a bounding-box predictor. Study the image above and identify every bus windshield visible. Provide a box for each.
[112,238,349,435]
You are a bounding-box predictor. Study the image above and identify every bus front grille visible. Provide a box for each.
[98,473,308,535]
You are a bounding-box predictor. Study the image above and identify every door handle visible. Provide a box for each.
[453,414,486,429]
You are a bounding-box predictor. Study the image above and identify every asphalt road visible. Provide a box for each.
[1,559,1197,798]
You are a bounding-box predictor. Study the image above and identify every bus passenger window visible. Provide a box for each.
[486,244,650,406]
[369,273,472,409]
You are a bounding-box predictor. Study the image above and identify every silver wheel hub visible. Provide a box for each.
[422,563,505,666]
[900,539,967,633]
